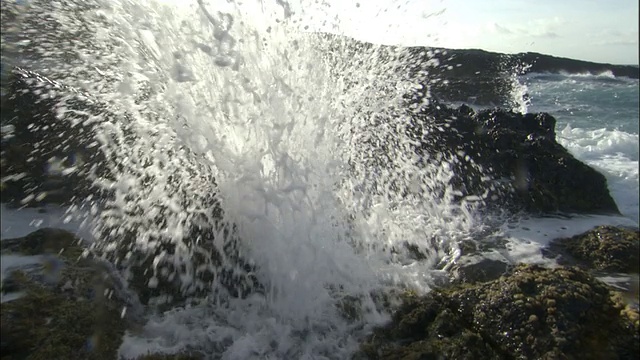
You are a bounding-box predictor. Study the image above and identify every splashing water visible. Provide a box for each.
[3,0,486,357]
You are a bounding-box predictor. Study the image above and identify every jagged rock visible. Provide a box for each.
[0,228,140,359]
[358,264,639,360]
[544,225,640,273]
[106,223,262,312]
[1,68,262,312]
[2,62,620,216]
[408,102,620,214]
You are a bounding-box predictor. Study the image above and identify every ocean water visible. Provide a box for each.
[0,1,638,359]
[522,72,639,223]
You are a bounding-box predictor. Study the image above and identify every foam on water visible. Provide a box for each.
[2,0,485,357]
[555,125,639,223]
[523,71,639,223]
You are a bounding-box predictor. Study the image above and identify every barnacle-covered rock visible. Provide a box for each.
[358,264,639,359]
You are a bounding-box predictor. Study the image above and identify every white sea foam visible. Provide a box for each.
[525,70,632,81]
[498,214,638,266]
[1,0,481,357]
[556,125,639,223]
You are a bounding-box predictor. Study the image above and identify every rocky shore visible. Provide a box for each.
[0,52,637,358]
[2,224,637,359]
[318,34,639,106]
[421,48,639,105]
[357,263,639,360]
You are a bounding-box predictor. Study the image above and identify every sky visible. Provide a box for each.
[296,0,639,65]
[11,0,640,65]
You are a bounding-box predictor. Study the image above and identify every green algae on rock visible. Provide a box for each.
[1,228,133,359]
[358,264,639,360]
[545,225,640,273]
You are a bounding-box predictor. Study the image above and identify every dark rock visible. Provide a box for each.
[408,102,620,215]
[107,223,263,312]
[319,34,639,106]
[453,258,510,284]
[0,228,138,359]
[358,264,639,360]
[544,225,640,273]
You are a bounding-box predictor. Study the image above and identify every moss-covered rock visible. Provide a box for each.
[1,228,132,359]
[545,225,640,273]
[358,264,639,359]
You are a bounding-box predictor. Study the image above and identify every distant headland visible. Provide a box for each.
[318,33,639,106]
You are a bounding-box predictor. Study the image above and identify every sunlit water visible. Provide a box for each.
[1,0,491,357]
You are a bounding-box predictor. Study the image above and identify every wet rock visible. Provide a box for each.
[544,225,640,273]
[94,221,263,313]
[452,258,510,284]
[408,103,620,215]
[0,68,262,309]
[0,228,140,359]
[358,264,639,359]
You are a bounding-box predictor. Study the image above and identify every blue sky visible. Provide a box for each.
[301,0,639,65]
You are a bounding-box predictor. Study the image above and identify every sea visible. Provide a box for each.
[0,1,638,359]
[523,71,639,222]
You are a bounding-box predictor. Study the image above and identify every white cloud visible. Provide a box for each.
[590,30,639,46]
[484,17,565,39]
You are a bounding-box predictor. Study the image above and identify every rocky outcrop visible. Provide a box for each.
[358,264,639,360]
[406,102,620,214]
[419,48,640,105]
[0,228,139,359]
[544,225,640,273]
[1,67,262,312]
[320,34,639,106]
[0,227,216,359]
[2,67,619,215]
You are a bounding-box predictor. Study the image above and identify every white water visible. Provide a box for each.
[1,0,485,357]
[523,71,639,223]
[3,0,638,358]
